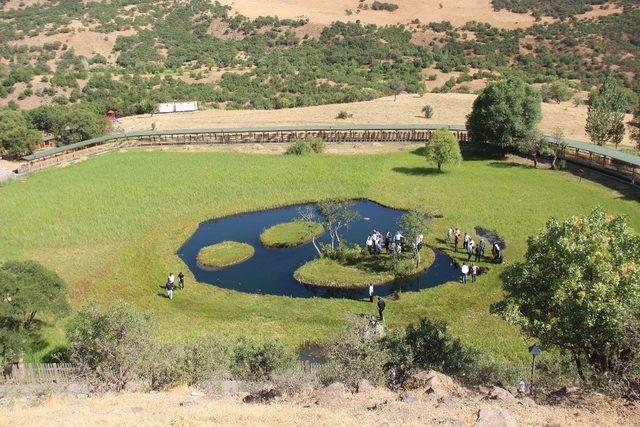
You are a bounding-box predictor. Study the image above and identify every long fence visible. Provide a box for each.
[15,124,640,185]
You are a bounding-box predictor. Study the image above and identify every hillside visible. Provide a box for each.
[2,375,639,426]
[1,0,638,116]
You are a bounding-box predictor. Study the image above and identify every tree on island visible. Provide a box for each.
[0,261,69,369]
[466,77,542,149]
[585,73,628,148]
[299,200,359,255]
[424,128,462,172]
[493,208,640,385]
[397,210,432,269]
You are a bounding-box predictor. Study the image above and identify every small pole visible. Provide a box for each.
[529,344,542,395]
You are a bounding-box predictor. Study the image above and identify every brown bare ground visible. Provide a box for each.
[120,93,636,146]
[1,385,638,427]
[222,0,549,29]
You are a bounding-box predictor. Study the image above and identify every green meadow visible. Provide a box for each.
[1,147,638,363]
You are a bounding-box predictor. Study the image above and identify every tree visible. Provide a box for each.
[630,105,640,151]
[549,127,568,170]
[421,104,434,118]
[586,73,628,148]
[397,210,432,269]
[466,77,542,148]
[518,130,553,168]
[493,208,640,381]
[66,300,154,391]
[0,261,69,369]
[392,80,405,101]
[27,105,110,145]
[316,200,359,251]
[0,109,41,158]
[424,128,462,172]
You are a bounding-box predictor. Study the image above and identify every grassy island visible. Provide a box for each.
[260,221,324,248]
[294,247,436,288]
[197,241,255,268]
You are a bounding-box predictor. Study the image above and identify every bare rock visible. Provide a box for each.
[65,383,90,395]
[552,386,579,397]
[436,416,466,426]
[179,399,198,407]
[222,380,240,395]
[518,396,536,406]
[242,387,282,404]
[486,386,516,402]
[475,407,517,427]
[356,379,374,394]
[398,391,418,403]
[437,395,457,406]
[404,370,461,396]
[313,382,349,407]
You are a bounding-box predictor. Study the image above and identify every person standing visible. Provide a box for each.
[178,272,185,289]
[166,279,174,299]
[385,231,392,253]
[366,235,373,255]
[471,264,478,283]
[460,263,469,284]
[447,226,453,242]
[369,285,374,303]
[454,233,460,252]
[478,239,486,260]
[463,232,469,251]
[168,272,175,288]
[377,297,386,320]
[467,238,475,261]
[474,244,482,262]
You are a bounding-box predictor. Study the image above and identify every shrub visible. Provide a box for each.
[336,110,352,119]
[231,337,294,380]
[307,137,325,154]
[320,316,390,388]
[371,1,399,11]
[421,104,434,118]
[284,139,311,155]
[66,300,154,391]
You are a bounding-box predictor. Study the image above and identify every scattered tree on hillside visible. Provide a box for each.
[392,80,405,102]
[424,128,462,172]
[397,210,432,268]
[28,105,111,145]
[0,109,41,158]
[421,104,434,118]
[586,73,628,148]
[466,77,542,149]
[0,261,69,369]
[67,300,153,391]
[493,208,640,384]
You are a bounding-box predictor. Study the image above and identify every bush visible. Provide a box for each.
[307,137,325,154]
[231,337,294,380]
[284,139,312,155]
[66,301,154,391]
[421,104,434,118]
[336,110,352,119]
[320,316,390,388]
[371,1,399,11]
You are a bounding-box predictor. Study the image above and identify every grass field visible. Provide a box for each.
[196,241,255,268]
[260,221,324,248]
[1,147,638,364]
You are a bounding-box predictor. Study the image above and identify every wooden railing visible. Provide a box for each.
[15,125,639,186]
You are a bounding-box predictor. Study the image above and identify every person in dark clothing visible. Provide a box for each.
[377,297,386,320]
[385,232,392,253]
[474,244,482,262]
[178,272,185,289]
[454,233,459,252]
[478,239,486,258]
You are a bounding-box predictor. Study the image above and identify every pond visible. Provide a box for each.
[177,200,459,298]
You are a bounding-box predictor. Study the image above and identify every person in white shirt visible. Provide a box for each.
[467,238,475,261]
[463,232,469,250]
[460,263,469,284]
[471,264,479,282]
[369,284,374,302]
[366,235,373,254]
[447,227,453,242]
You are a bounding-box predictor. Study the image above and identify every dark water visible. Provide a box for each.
[177,200,459,298]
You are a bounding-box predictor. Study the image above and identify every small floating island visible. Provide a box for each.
[260,221,324,248]
[294,247,436,289]
[197,241,255,268]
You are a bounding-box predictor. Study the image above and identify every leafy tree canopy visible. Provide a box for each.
[466,77,541,148]
[425,128,462,172]
[0,109,41,158]
[494,207,640,379]
[586,73,628,147]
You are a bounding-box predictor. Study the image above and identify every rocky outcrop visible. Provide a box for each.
[242,387,282,404]
[475,407,517,427]
[403,370,462,396]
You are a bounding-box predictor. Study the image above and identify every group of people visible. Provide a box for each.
[447,226,503,263]
[365,230,424,255]
[165,272,185,299]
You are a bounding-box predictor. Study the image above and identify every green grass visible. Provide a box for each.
[0,148,638,364]
[294,248,435,288]
[260,221,324,248]
[197,241,254,268]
